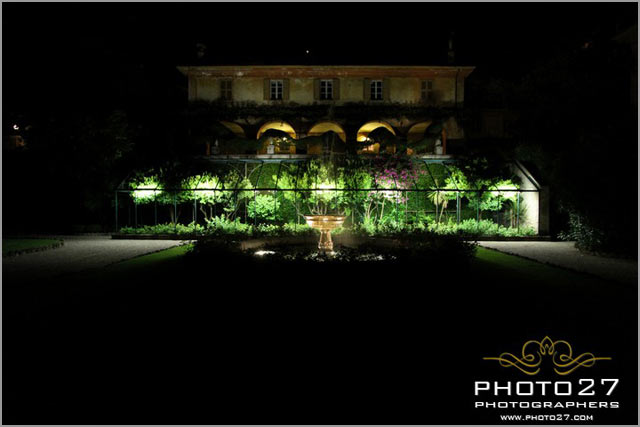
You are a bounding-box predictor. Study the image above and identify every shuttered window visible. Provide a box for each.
[220,80,232,100]
[370,80,383,100]
[421,80,433,101]
[320,80,333,100]
[270,80,283,100]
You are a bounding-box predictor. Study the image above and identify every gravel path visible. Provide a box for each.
[3,236,186,283]
[478,241,638,284]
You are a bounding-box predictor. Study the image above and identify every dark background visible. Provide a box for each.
[3,2,636,110]
[2,3,638,425]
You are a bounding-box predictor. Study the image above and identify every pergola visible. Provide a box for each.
[115,155,541,232]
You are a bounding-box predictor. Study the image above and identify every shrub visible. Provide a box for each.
[428,219,536,237]
[120,218,535,239]
[205,216,252,237]
[247,194,282,222]
[119,222,205,235]
[558,211,636,257]
[282,223,315,237]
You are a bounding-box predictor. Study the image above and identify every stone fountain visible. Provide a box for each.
[304,215,346,252]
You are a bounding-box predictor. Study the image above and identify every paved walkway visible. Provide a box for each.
[3,236,186,283]
[478,241,638,284]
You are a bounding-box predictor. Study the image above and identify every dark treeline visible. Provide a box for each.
[465,24,637,256]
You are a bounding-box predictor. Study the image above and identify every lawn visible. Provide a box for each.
[103,243,191,272]
[2,238,62,256]
[474,245,608,286]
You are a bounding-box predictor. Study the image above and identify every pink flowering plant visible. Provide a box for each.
[363,155,426,225]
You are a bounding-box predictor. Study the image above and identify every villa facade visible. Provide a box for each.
[177,65,475,155]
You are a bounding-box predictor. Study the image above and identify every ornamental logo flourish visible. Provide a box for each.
[483,336,611,376]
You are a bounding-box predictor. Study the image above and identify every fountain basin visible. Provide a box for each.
[303,215,346,251]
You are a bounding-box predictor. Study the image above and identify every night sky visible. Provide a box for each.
[3,2,636,113]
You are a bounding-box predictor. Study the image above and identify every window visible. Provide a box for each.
[421,80,433,101]
[370,80,383,101]
[221,80,232,100]
[270,80,283,100]
[320,79,333,100]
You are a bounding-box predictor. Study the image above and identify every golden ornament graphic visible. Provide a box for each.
[483,336,611,376]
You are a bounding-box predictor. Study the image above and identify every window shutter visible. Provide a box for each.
[333,78,340,100]
[363,78,371,101]
[263,79,270,100]
[283,79,290,100]
[314,79,320,100]
[219,80,226,100]
[188,77,197,100]
[383,78,391,101]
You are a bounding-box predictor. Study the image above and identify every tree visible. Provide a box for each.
[510,35,637,254]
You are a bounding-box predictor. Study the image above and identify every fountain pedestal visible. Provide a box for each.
[304,215,346,252]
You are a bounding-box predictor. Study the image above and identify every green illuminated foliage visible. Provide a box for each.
[182,172,252,223]
[276,159,352,217]
[248,194,282,222]
[130,176,162,204]
[125,155,531,236]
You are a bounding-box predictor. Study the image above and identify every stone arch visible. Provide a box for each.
[219,121,246,138]
[307,122,347,154]
[256,121,297,154]
[406,120,433,155]
[356,121,396,154]
[256,121,297,139]
[406,121,433,143]
[307,121,347,143]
